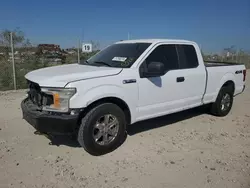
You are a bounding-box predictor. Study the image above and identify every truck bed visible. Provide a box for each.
[203,62,245,105]
[204,61,243,67]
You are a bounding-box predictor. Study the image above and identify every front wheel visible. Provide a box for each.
[77,103,126,155]
[210,86,234,117]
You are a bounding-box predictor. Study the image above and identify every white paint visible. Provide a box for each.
[25,39,246,124]
[25,64,122,87]
[203,65,245,104]
[135,41,207,120]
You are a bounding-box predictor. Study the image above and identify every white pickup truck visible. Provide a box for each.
[21,39,246,155]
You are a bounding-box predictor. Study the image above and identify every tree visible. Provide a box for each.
[0,28,35,90]
[224,45,236,55]
[0,28,25,58]
[0,28,25,46]
[90,40,100,51]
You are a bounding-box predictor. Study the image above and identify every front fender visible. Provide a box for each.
[86,85,127,106]
[70,85,125,108]
[69,84,138,123]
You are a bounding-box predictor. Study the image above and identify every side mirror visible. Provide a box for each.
[143,61,165,78]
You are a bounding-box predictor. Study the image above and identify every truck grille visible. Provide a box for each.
[27,80,54,108]
[27,80,43,106]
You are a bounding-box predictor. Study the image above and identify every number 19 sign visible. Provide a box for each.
[82,43,92,53]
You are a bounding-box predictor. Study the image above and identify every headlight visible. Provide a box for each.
[41,88,76,112]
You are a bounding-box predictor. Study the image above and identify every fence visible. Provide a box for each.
[203,51,250,65]
[0,33,250,91]
[0,33,98,91]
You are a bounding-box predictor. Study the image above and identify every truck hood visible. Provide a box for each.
[25,64,122,87]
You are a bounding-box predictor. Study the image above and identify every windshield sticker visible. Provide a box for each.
[112,57,127,62]
[121,61,129,66]
[125,57,134,63]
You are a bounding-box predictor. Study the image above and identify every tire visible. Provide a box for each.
[77,103,126,155]
[210,86,234,117]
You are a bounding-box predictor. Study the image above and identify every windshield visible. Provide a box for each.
[80,43,151,68]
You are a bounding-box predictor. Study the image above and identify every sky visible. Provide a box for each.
[0,0,249,52]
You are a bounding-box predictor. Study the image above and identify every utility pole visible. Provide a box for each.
[78,29,84,64]
[236,47,239,63]
[10,32,16,90]
[77,39,80,64]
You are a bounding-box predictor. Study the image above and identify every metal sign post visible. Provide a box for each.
[10,32,16,90]
[77,39,80,64]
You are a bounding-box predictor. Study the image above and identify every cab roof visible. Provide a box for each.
[116,39,195,45]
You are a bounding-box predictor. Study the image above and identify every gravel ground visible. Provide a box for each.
[0,71,249,188]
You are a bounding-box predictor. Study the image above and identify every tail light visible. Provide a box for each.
[243,69,246,82]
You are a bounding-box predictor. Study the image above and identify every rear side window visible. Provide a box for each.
[145,44,179,71]
[177,45,199,69]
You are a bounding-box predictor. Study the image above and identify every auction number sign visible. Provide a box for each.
[82,43,92,53]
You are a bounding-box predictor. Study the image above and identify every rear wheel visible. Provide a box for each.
[77,103,126,155]
[210,86,234,116]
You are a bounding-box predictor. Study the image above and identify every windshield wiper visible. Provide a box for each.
[93,61,111,67]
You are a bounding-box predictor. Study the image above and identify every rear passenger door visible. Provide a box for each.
[175,44,206,107]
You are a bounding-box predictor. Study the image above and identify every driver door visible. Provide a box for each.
[136,44,183,121]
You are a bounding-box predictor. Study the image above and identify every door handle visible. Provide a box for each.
[177,77,185,82]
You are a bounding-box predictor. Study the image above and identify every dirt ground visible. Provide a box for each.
[0,72,249,188]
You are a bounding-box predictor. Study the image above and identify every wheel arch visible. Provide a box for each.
[210,81,235,117]
[214,73,236,100]
[213,80,235,103]
[77,96,131,129]
[221,80,235,93]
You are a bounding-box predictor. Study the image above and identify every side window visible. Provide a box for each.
[177,45,199,69]
[144,44,179,71]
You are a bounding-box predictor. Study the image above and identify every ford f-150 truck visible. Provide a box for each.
[21,39,246,155]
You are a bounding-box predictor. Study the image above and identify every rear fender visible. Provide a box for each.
[214,73,235,101]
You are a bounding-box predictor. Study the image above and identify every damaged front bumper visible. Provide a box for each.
[21,98,80,135]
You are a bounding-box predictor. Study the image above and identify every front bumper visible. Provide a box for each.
[21,98,79,134]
